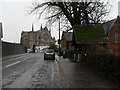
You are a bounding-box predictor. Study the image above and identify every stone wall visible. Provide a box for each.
[2,41,26,56]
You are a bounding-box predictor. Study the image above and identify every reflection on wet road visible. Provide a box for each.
[31,59,64,88]
[2,53,64,88]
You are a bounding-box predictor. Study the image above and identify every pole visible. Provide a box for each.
[59,17,60,53]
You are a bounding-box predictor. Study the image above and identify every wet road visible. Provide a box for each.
[2,53,64,88]
[2,53,39,80]
[2,53,120,88]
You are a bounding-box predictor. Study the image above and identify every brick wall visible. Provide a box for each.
[2,41,26,56]
[108,43,120,49]
[107,43,120,55]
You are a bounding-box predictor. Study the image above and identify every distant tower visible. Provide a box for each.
[32,24,34,32]
[118,1,120,16]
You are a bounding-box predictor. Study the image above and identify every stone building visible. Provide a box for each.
[20,25,55,50]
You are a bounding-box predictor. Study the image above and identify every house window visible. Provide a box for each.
[115,32,120,43]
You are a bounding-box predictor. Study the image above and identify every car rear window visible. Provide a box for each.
[46,49,54,53]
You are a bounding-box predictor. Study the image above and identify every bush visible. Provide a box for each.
[64,50,74,60]
[82,54,120,80]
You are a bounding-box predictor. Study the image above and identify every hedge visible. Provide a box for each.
[81,54,120,80]
[64,50,120,81]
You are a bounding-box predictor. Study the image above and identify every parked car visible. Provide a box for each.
[63,50,67,58]
[44,49,55,60]
[27,49,32,53]
[58,51,63,56]
[40,48,47,53]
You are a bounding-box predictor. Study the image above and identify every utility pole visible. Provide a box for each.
[32,24,34,32]
[58,17,60,53]
[57,16,61,55]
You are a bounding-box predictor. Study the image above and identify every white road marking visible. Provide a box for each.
[23,57,30,61]
[5,61,21,68]
[3,57,32,69]
[3,56,24,61]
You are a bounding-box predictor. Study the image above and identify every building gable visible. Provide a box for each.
[108,16,120,44]
[108,16,120,33]
[102,19,117,34]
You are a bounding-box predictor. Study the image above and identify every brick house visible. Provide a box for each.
[61,31,74,51]
[103,16,120,55]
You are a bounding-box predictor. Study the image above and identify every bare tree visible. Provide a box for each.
[30,0,110,31]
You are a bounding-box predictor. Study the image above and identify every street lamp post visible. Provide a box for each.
[58,17,60,53]
[57,16,61,54]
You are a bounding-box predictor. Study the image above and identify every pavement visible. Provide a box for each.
[56,55,120,88]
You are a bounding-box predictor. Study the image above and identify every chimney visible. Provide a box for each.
[118,1,120,17]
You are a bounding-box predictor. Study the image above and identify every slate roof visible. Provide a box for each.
[72,16,120,44]
[73,25,106,44]
[88,37,109,44]
[62,31,73,42]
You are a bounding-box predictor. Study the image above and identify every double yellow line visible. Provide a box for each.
[55,59,69,88]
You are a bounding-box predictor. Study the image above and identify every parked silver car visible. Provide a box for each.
[44,49,55,60]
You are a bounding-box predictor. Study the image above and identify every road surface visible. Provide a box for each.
[2,53,64,88]
[2,53,120,88]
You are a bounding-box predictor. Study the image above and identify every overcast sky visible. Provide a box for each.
[0,0,120,43]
